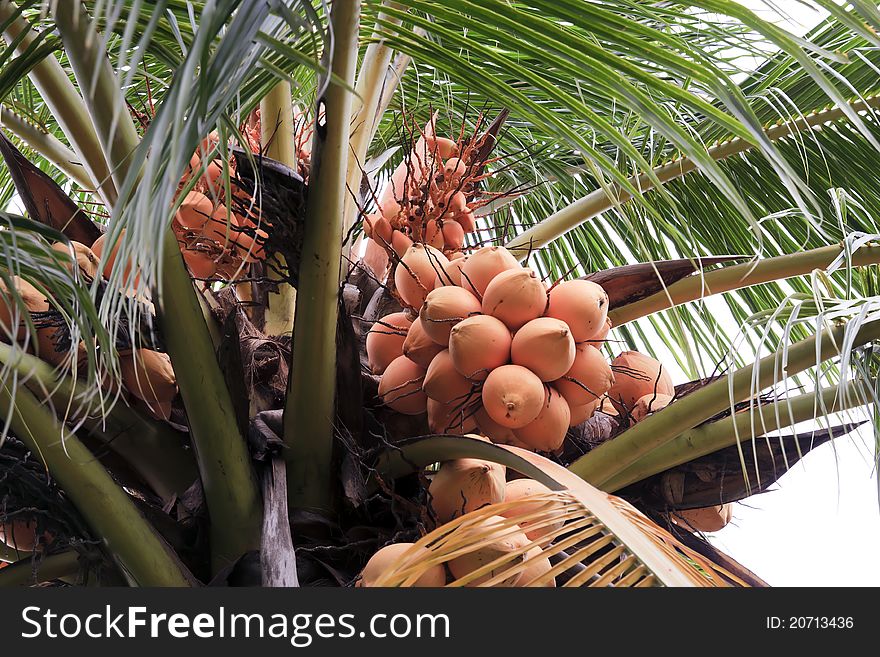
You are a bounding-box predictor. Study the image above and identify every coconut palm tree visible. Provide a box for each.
[0,0,878,587]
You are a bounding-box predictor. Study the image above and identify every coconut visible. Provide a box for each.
[233,226,269,263]
[510,317,576,382]
[202,206,240,247]
[568,397,600,427]
[588,316,613,349]
[391,230,413,258]
[428,458,506,524]
[394,244,449,310]
[513,386,570,452]
[378,355,427,415]
[420,286,482,345]
[553,345,614,407]
[358,542,446,587]
[500,479,564,540]
[448,315,512,381]
[443,157,467,182]
[182,248,217,279]
[455,209,476,234]
[366,311,413,375]
[441,220,465,250]
[119,349,178,420]
[0,276,46,341]
[91,229,138,286]
[423,349,474,404]
[433,137,459,159]
[174,191,213,230]
[545,279,609,343]
[473,406,522,446]
[519,547,555,587]
[433,256,468,288]
[427,398,479,435]
[670,504,733,533]
[441,191,467,215]
[459,246,518,297]
[363,213,393,245]
[51,241,100,280]
[631,393,673,423]
[482,364,546,429]
[607,351,674,413]
[0,518,51,552]
[481,268,548,331]
[448,515,529,587]
[402,317,444,368]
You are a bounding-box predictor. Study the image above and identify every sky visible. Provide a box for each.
[680,1,880,587]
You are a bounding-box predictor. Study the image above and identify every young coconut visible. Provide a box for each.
[402,317,445,368]
[119,349,178,420]
[631,392,674,423]
[0,518,52,552]
[553,345,614,407]
[607,351,674,413]
[441,220,465,250]
[500,479,564,540]
[91,229,139,286]
[447,514,529,587]
[366,311,413,375]
[50,241,100,280]
[448,314,512,381]
[391,230,413,258]
[588,316,613,349]
[378,355,428,415]
[545,279,609,343]
[433,256,468,288]
[394,244,449,310]
[181,248,217,280]
[670,504,733,533]
[459,245,518,297]
[358,542,446,587]
[519,547,555,587]
[481,268,548,331]
[510,317,576,382]
[481,364,546,429]
[423,349,474,404]
[473,406,524,447]
[428,458,506,524]
[173,190,213,230]
[420,286,482,345]
[513,386,571,452]
[427,398,479,435]
[568,397,601,427]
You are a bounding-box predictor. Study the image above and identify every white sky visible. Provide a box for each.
[676,1,880,586]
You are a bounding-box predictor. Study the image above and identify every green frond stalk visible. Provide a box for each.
[283,0,361,513]
[0,382,192,587]
[0,106,92,189]
[505,96,880,257]
[51,0,140,190]
[342,5,402,246]
[0,1,115,205]
[260,80,297,337]
[603,381,869,492]
[0,551,81,587]
[569,319,880,488]
[159,230,262,571]
[609,244,880,327]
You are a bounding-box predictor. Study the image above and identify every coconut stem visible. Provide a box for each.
[283,0,361,512]
[569,319,880,487]
[0,551,83,587]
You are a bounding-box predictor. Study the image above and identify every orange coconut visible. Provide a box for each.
[91,229,139,286]
[670,504,733,533]
[443,157,467,182]
[119,349,178,420]
[448,515,529,587]
[378,355,427,415]
[455,209,476,234]
[50,241,100,280]
[588,316,613,349]
[391,230,413,258]
[174,191,213,231]
[481,364,546,429]
[473,406,522,446]
[402,317,444,368]
[481,268,548,331]
[366,311,413,375]
[433,256,468,288]
[202,206,240,247]
[428,458,506,524]
[0,518,51,552]
[427,397,479,435]
[459,246,518,297]
[500,479,564,540]
[519,547,555,587]
[363,213,393,245]
[631,392,674,423]
[513,386,570,452]
[420,286,482,346]
[444,191,468,215]
[358,543,446,587]
[545,279,609,343]
[423,349,474,404]
[568,397,601,427]
[182,248,217,279]
[553,345,614,407]
[423,220,445,249]
[607,351,674,413]
[394,244,449,310]
[448,315,512,381]
[441,220,465,250]
[510,317,576,382]
[433,137,459,159]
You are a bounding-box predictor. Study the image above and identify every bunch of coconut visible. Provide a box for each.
[362,116,493,275]
[605,350,676,424]
[359,453,559,587]
[369,243,615,454]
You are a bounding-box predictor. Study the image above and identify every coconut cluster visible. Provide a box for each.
[358,452,557,587]
[362,116,495,276]
[1,249,178,421]
[369,244,616,453]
